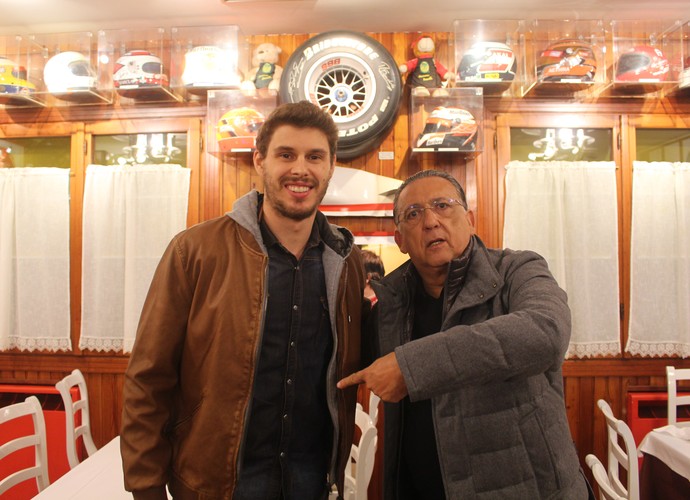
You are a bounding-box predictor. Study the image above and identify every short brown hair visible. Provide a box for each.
[361,249,385,281]
[255,101,339,160]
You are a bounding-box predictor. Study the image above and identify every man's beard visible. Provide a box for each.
[263,173,330,221]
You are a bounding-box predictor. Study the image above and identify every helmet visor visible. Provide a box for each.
[618,53,651,74]
[422,118,452,135]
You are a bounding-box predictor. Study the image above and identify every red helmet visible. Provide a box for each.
[616,45,669,82]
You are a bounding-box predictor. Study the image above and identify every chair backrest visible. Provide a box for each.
[340,403,378,500]
[55,369,98,468]
[597,399,639,500]
[0,395,50,495]
[585,454,626,500]
[368,391,380,426]
[666,365,690,425]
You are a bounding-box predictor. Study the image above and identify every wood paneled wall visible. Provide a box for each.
[2,30,690,497]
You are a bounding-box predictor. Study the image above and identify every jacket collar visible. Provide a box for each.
[375,235,504,312]
[226,190,355,258]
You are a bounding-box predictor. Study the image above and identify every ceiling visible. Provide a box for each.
[0,0,688,37]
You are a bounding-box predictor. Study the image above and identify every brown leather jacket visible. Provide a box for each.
[121,191,367,500]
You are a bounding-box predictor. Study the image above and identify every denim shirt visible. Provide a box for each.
[234,218,333,500]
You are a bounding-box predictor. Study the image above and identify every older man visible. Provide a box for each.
[339,170,589,499]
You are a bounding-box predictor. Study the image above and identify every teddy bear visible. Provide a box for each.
[241,42,283,93]
[399,34,455,97]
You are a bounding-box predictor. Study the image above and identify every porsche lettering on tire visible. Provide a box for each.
[280,31,402,160]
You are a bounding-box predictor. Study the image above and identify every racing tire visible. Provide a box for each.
[280,31,402,161]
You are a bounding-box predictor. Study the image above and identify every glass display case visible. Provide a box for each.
[0,35,45,107]
[523,19,606,98]
[207,88,277,154]
[28,31,112,105]
[170,25,242,101]
[668,20,690,97]
[604,19,682,97]
[453,19,525,97]
[98,28,181,103]
[409,86,483,155]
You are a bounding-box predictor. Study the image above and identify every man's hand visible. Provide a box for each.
[337,352,408,403]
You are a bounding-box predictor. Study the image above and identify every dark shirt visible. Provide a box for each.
[254,62,276,88]
[410,55,443,88]
[400,287,446,500]
[235,216,333,500]
[399,241,473,500]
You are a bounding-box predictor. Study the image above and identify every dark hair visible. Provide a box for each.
[393,170,468,223]
[255,101,339,160]
[361,249,385,281]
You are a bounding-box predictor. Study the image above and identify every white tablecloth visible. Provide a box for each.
[35,436,131,499]
[638,424,690,480]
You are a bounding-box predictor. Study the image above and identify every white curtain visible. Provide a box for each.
[502,161,620,358]
[627,161,690,357]
[0,168,71,352]
[80,164,190,353]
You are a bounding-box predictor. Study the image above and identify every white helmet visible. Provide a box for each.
[113,50,167,89]
[458,42,516,82]
[181,45,238,87]
[44,51,96,92]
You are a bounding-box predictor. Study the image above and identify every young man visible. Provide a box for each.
[121,101,367,500]
[339,170,589,499]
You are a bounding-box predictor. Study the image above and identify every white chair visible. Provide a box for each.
[585,454,626,500]
[332,403,378,500]
[55,369,98,468]
[368,391,380,426]
[666,365,690,425]
[597,399,639,500]
[0,395,50,495]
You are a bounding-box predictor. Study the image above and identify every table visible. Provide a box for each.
[638,425,690,500]
[34,436,130,499]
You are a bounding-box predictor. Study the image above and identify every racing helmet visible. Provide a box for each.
[44,51,97,92]
[181,45,239,87]
[616,45,669,82]
[216,107,266,151]
[217,107,265,138]
[536,40,597,81]
[416,106,477,149]
[113,50,168,89]
[458,41,516,82]
[0,56,36,94]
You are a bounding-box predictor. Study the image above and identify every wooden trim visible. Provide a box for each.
[0,354,129,379]
[563,358,690,377]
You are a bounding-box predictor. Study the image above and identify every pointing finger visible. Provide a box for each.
[337,371,365,389]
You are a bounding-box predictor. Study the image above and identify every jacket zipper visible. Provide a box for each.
[236,255,269,479]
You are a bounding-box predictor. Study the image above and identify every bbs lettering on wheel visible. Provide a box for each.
[279,31,402,161]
